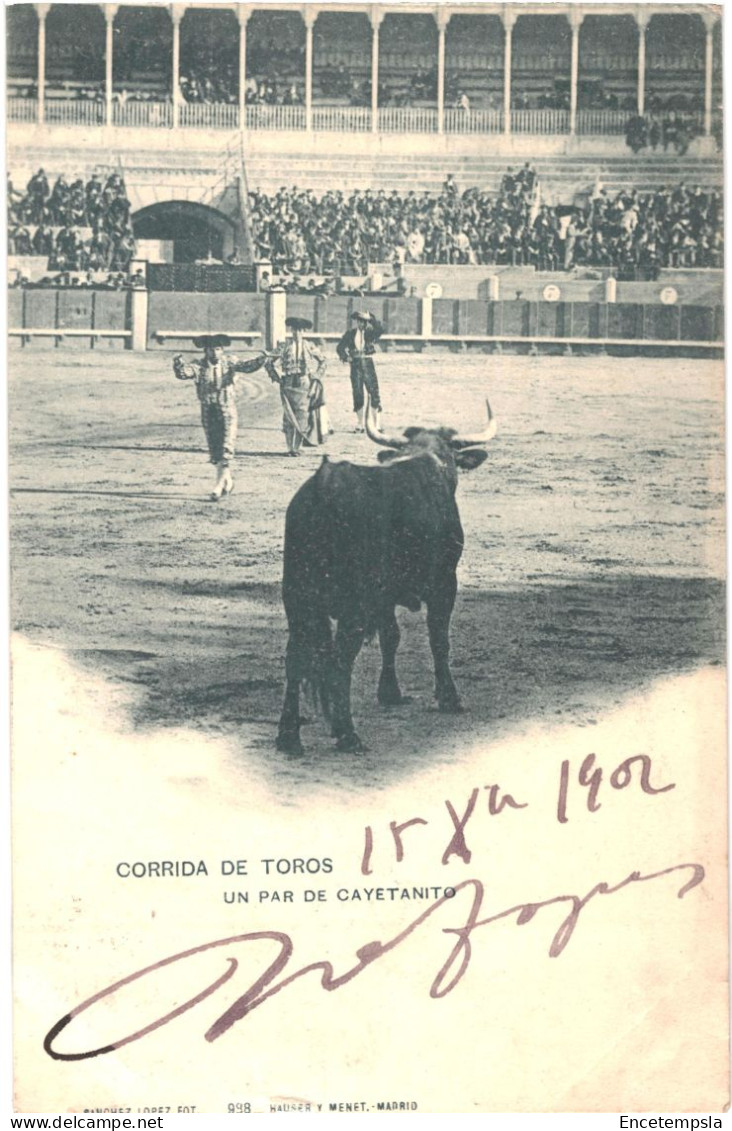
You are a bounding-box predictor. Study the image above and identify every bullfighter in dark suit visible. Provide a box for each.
[336,309,384,433]
[173,334,267,500]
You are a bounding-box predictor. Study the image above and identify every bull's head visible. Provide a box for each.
[365,396,497,474]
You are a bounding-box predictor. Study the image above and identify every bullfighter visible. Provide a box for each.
[265,316,331,456]
[336,309,384,433]
[173,334,267,500]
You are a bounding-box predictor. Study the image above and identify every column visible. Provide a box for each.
[171,4,184,128]
[420,295,433,341]
[435,8,450,134]
[303,8,316,132]
[237,6,251,129]
[130,286,149,351]
[105,5,118,128]
[702,12,717,137]
[502,8,516,136]
[370,7,383,133]
[36,3,50,125]
[636,11,650,117]
[568,8,582,136]
[267,290,286,350]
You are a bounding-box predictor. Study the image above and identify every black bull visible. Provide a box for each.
[276,400,497,754]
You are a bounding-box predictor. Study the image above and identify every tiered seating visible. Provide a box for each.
[244,151,723,200]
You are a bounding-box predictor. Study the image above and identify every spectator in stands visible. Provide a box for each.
[32,223,54,258]
[49,175,71,225]
[7,175,24,211]
[26,169,49,224]
[10,225,32,256]
[284,83,302,105]
[406,229,425,263]
[456,90,471,114]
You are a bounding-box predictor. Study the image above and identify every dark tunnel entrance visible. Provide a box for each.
[132,200,236,263]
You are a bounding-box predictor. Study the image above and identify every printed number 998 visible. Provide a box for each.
[228,1102,252,1113]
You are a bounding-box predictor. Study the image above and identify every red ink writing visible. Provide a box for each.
[441,788,479,865]
[363,783,528,870]
[557,754,675,824]
[43,860,703,1063]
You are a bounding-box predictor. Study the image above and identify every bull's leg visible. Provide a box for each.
[276,636,304,755]
[427,577,462,713]
[331,620,366,752]
[377,608,408,706]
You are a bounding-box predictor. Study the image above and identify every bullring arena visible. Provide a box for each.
[9,346,725,787]
[6,0,725,788]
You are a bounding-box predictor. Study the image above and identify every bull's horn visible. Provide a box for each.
[452,399,498,448]
[364,390,407,449]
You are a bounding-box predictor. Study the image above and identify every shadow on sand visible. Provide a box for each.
[66,572,725,791]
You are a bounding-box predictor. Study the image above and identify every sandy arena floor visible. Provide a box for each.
[8,347,726,794]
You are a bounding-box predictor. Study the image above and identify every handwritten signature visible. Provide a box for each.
[44,860,704,1062]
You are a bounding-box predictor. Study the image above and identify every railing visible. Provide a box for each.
[378,106,437,133]
[45,98,105,127]
[6,95,720,141]
[245,104,306,131]
[511,108,570,134]
[445,107,503,134]
[179,102,240,130]
[312,105,372,132]
[576,108,706,137]
[201,133,245,211]
[576,109,630,136]
[648,52,705,72]
[8,97,38,122]
[235,132,255,264]
[113,101,173,128]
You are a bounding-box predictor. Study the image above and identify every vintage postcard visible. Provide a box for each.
[7,0,728,1116]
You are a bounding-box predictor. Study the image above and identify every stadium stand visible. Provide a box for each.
[8,171,136,274]
[5,4,724,354]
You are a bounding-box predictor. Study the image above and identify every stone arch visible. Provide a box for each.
[132,200,237,264]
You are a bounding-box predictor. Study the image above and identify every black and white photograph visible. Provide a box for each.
[6,0,728,1116]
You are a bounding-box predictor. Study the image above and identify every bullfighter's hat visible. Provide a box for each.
[285,316,313,330]
[192,334,232,349]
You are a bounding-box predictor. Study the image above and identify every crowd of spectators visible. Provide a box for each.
[180,65,238,105]
[9,268,145,290]
[245,77,304,106]
[7,163,722,290]
[564,183,722,271]
[7,169,137,273]
[250,166,536,274]
[250,167,723,277]
[179,42,239,104]
[625,111,699,155]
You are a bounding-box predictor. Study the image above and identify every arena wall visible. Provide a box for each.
[145,292,267,350]
[8,288,722,354]
[369,265,724,304]
[8,287,131,349]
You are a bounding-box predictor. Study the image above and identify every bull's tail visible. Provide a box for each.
[285,598,334,723]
